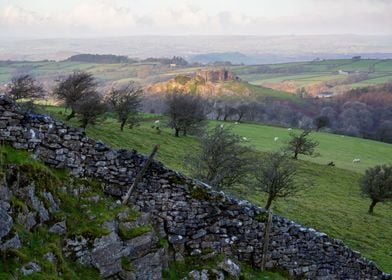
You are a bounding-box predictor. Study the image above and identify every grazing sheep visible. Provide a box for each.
[155,120,160,124]
[235,122,239,124]
[274,137,279,141]
[352,158,361,163]
[220,124,224,128]
[288,128,292,131]
[242,137,248,141]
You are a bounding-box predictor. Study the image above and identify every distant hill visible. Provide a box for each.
[141,56,189,66]
[191,52,255,65]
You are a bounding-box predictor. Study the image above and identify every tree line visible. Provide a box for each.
[64,54,133,64]
[5,72,142,130]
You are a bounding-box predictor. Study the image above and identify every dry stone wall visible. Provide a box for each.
[0,95,391,279]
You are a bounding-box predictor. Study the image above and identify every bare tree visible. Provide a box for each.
[222,105,237,121]
[236,103,249,122]
[185,125,255,190]
[286,130,319,159]
[106,83,142,131]
[6,74,43,100]
[313,115,330,131]
[75,92,106,129]
[254,151,311,210]
[377,120,392,143]
[165,91,206,137]
[54,71,97,120]
[360,165,392,214]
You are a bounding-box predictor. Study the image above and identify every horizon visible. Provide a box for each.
[3,34,392,40]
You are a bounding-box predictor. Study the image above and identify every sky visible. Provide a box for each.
[0,0,391,38]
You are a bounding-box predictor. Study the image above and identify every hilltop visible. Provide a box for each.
[146,70,299,102]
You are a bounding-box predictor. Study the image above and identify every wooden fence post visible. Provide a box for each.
[122,144,159,205]
[261,210,273,270]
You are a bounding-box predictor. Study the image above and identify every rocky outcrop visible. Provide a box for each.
[196,69,239,83]
[0,163,167,279]
[0,94,391,279]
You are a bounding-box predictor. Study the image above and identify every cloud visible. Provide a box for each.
[0,0,391,37]
[0,5,50,26]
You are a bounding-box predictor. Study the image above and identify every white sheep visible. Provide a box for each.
[242,137,248,141]
[274,137,279,141]
[154,120,160,124]
[235,122,239,124]
[288,128,292,131]
[352,158,361,163]
[220,124,224,128]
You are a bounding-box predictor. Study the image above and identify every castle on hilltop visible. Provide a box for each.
[196,69,239,83]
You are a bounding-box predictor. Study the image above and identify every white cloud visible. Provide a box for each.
[0,0,391,37]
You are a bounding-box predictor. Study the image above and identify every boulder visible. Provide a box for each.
[49,221,67,235]
[218,259,241,279]
[1,234,21,250]
[17,212,37,230]
[21,262,41,276]
[131,248,166,280]
[0,204,12,239]
[91,232,125,277]
[125,232,158,260]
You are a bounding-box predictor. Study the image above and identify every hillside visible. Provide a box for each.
[37,104,392,273]
[2,96,389,279]
[0,97,289,279]
[230,58,392,96]
[147,73,300,102]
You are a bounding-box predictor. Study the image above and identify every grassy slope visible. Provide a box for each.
[223,122,392,173]
[0,120,285,280]
[39,106,392,273]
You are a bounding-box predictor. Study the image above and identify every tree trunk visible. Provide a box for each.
[66,109,75,121]
[175,128,179,137]
[265,196,273,210]
[120,120,126,131]
[293,151,298,160]
[368,200,378,214]
[81,119,88,129]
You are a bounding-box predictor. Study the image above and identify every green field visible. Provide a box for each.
[229,59,392,94]
[224,122,392,173]
[38,105,392,273]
